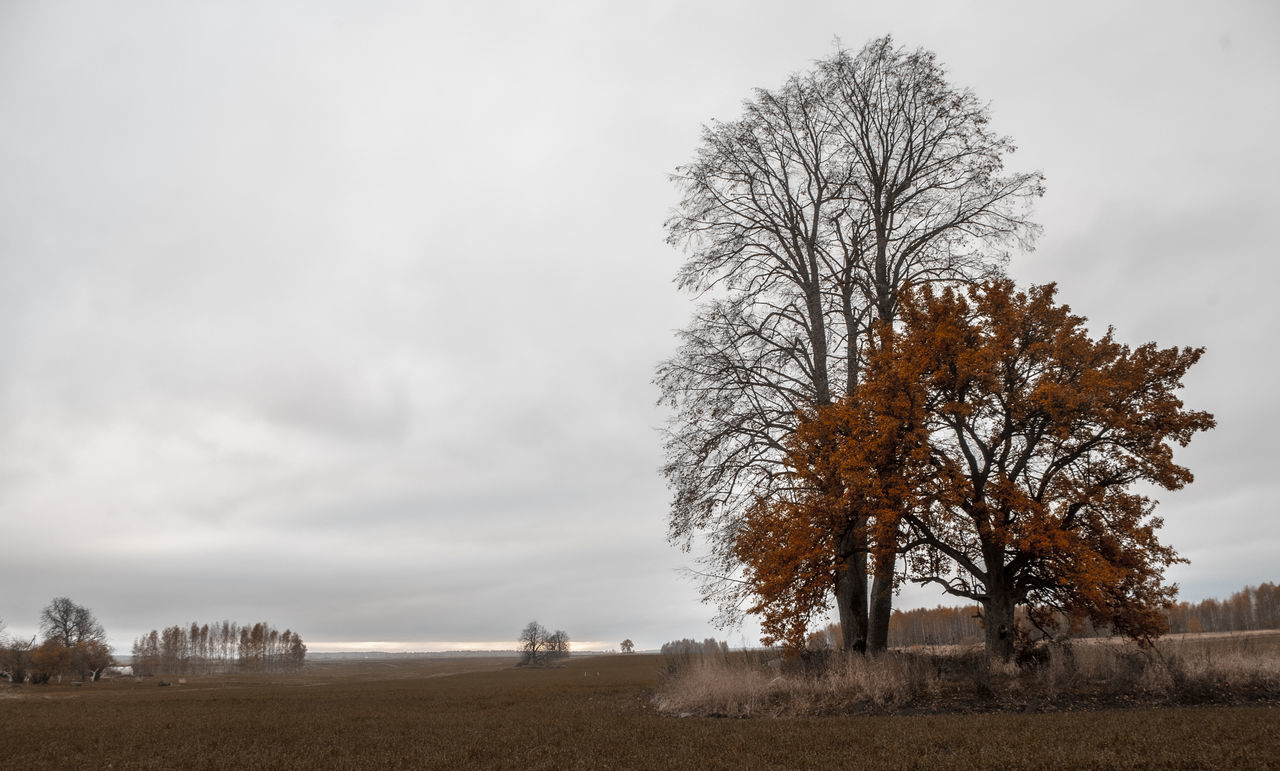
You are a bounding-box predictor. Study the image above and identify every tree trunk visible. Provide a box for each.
[983,589,1016,662]
[867,568,894,654]
[866,261,898,655]
[835,550,868,653]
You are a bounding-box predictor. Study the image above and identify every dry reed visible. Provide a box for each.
[655,632,1280,717]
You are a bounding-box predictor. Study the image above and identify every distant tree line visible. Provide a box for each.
[1165,582,1280,634]
[658,638,734,672]
[131,621,306,675]
[805,581,1280,648]
[660,638,730,658]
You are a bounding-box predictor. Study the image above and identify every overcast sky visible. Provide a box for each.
[2,1,1276,653]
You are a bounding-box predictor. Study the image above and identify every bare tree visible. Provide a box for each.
[660,36,1042,653]
[620,639,634,653]
[36,598,112,681]
[39,597,107,649]
[660,65,859,638]
[547,630,570,657]
[518,621,548,666]
[518,622,570,665]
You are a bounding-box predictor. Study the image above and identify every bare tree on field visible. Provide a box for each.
[518,621,570,665]
[37,597,112,680]
[39,597,107,649]
[660,36,1043,653]
[519,621,549,665]
[620,639,634,653]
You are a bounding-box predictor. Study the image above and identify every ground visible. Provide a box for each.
[0,652,1275,768]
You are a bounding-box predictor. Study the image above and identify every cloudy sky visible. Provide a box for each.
[2,1,1276,653]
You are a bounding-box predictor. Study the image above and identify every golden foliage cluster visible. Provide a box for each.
[736,280,1214,653]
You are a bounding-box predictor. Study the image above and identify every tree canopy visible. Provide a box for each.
[659,36,1042,652]
[518,621,570,666]
[36,597,111,681]
[736,280,1214,658]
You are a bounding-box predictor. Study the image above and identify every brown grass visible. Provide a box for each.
[0,648,1276,769]
[656,630,1280,718]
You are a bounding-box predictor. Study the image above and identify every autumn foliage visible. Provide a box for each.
[733,350,931,651]
[736,280,1214,658]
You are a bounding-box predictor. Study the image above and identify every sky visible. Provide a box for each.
[1,1,1277,654]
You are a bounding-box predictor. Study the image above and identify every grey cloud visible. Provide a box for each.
[1,1,1275,653]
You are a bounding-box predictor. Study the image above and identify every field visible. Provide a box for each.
[1,647,1278,769]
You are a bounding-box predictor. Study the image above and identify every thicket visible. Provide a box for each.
[131,621,306,675]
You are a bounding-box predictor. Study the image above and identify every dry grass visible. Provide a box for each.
[655,630,1280,718]
[0,648,1276,769]
[654,649,944,716]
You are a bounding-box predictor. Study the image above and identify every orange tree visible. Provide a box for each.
[29,640,72,684]
[736,280,1214,659]
[734,325,933,652]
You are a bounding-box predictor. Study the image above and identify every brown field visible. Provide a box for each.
[1,648,1277,769]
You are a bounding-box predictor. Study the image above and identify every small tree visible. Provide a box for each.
[0,636,34,683]
[547,630,571,658]
[620,639,634,654]
[132,630,160,677]
[72,640,113,681]
[40,597,107,649]
[30,640,72,684]
[518,621,548,666]
[37,598,111,681]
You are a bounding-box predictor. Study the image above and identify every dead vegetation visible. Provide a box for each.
[654,631,1280,718]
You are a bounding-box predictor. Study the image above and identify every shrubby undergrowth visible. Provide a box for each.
[654,633,1280,717]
